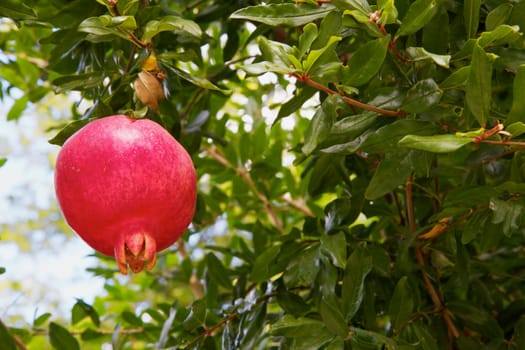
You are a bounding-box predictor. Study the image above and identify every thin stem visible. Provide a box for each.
[204,145,285,234]
[291,73,407,117]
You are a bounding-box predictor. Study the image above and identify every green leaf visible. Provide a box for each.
[297,23,318,59]
[0,0,36,20]
[365,151,413,199]
[508,65,525,124]
[72,299,100,327]
[0,320,17,350]
[486,3,513,31]
[302,36,341,74]
[345,35,390,86]
[466,44,492,127]
[507,122,525,138]
[49,322,80,350]
[320,296,349,337]
[163,64,229,93]
[402,78,442,113]
[478,25,521,47]
[440,66,470,89]
[48,119,92,146]
[0,266,5,273]
[230,3,336,27]
[52,73,104,92]
[206,253,232,288]
[396,0,438,37]
[406,47,451,68]
[7,94,28,121]
[250,245,281,282]
[490,198,523,237]
[349,327,397,349]
[388,276,415,330]
[399,134,472,153]
[33,313,52,327]
[342,248,372,321]
[331,0,372,14]
[142,16,201,41]
[447,301,504,339]
[320,232,347,269]
[78,15,137,42]
[464,0,481,38]
[302,94,341,155]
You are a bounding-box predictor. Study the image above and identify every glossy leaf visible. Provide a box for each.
[320,296,349,337]
[402,78,442,113]
[230,4,335,27]
[345,35,390,86]
[302,94,341,155]
[466,44,492,127]
[71,299,100,327]
[388,276,415,330]
[0,0,36,19]
[406,47,451,68]
[342,248,372,320]
[365,151,413,199]
[142,16,201,40]
[78,15,137,42]
[490,198,523,237]
[399,134,472,153]
[440,66,470,89]
[320,231,347,269]
[396,0,438,37]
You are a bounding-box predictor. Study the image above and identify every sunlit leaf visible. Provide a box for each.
[230,3,335,27]
[142,16,202,41]
[399,134,472,153]
[396,0,438,37]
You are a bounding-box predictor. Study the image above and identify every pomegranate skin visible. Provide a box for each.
[55,115,196,274]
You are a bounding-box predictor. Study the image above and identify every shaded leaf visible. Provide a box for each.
[320,296,349,337]
[508,65,525,124]
[49,322,80,350]
[464,0,481,38]
[466,44,493,127]
[402,78,442,113]
[342,248,372,320]
[206,252,232,288]
[365,151,413,199]
[320,231,347,269]
[0,320,17,350]
[163,64,229,93]
[0,0,36,20]
[48,119,92,146]
[345,35,390,86]
[396,0,438,37]
[406,47,451,68]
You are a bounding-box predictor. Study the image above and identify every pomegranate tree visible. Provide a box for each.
[54,115,197,274]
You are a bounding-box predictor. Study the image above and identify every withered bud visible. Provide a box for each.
[133,70,164,112]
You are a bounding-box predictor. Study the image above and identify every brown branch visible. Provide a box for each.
[405,176,460,340]
[290,73,407,117]
[280,195,314,217]
[204,145,285,234]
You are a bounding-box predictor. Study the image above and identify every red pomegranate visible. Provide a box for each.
[54,115,197,274]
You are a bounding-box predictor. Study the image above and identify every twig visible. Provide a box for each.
[204,145,285,234]
[405,176,460,340]
[290,73,407,117]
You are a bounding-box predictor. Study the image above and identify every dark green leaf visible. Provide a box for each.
[320,297,349,337]
[230,4,335,27]
[0,266,5,273]
[320,231,347,268]
[163,64,229,93]
[489,198,522,237]
[48,119,92,146]
[396,0,438,37]
[402,78,442,113]
[0,0,36,20]
[349,327,397,349]
[250,245,281,282]
[406,47,450,68]
[486,3,513,31]
[388,276,415,330]
[342,248,372,320]
[399,134,472,153]
[72,300,100,327]
[464,0,481,38]
[365,150,413,199]
[49,322,80,350]
[466,44,493,127]
[440,66,470,89]
[302,94,341,155]
[0,320,17,350]
[508,65,525,124]
[345,35,390,86]
[447,301,504,339]
[507,122,525,138]
[52,73,104,92]
[34,313,52,327]
[206,252,232,288]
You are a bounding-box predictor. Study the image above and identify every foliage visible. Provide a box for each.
[2,0,525,348]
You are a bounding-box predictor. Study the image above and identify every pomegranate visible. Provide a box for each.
[54,115,197,274]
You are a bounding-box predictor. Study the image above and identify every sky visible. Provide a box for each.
[0,97,106,325]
